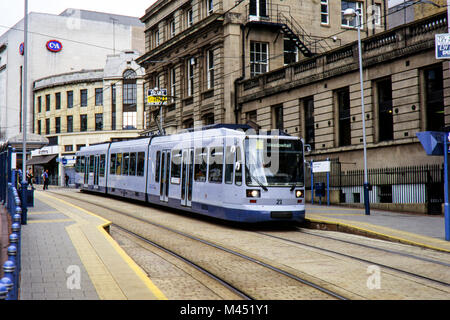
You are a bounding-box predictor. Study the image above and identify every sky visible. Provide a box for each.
[0,0,156,31]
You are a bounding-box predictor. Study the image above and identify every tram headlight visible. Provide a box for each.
[246,189,261,198]
[295,190,303,198]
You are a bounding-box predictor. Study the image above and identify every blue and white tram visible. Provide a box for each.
[75,125,306,223]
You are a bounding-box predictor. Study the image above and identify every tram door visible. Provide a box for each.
[181,149,194,207]
[84,156,89,185]
[160,150,170,202]
[93,155,100,189]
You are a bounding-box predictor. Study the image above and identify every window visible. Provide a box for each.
[202,113,214,125]
[235,146,242,186]
[100,154,106,177]
[246,110,257,123]
[65,145,73,152]
[207,0,214,14]
[137,152,145,176]
[250,42,268,78]
[76,144,85,151]
[123,112,137,130]
[123,70,137,129]
[370,3,382,28]
[80,114,88,132]
[207,50,214,90]
[171,150,182,182]
[194,148,207,182]
[155,151,161,182]
[183,118,194,129]
[95,88,103,106]
[304,96,315,150]
[170,68,176,104]
[284,38,298,65]
[67,116,73,133]
[95,113,103,131]
[272,104,284,131]
[170,19,176,38]
[208,146,223,183]
[376,78,393,142]
[37,120,41,135]
[187,57,195,96]
[110,154,116,175]
[225,146,235,184]
[80,89,88,107]
[122,153,130,176]
[45,118,50,134]
[187,8,193,27]
[111,84,116,130]
[424,64,444,131]
[321,0,329,24]
[337,87,351,146]
[341,1,363,28]
[129,153,137,176]
[55,92,61,110]
[46,94,50,111]
[249,0,267,18]
[55,117,61,134]
[37,96,42,113]
[116,153,123,175]
[67,91,73,108]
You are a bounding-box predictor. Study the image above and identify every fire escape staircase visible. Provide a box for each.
[277,12,314,58]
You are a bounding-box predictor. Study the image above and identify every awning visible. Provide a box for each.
[26,154,57,165]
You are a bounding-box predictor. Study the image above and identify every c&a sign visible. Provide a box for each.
[46,40,63,53]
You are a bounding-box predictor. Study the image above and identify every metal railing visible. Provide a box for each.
[0,145,24,300]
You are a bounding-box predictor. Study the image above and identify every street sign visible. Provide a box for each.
[147,88,168,105]
[435,33,450,59]
[312,161,331,173]
[62,158,68,166]
[416,131,445,156]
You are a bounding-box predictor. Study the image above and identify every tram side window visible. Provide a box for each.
[209,146,223,183]
[80,156,85,174]
[194,148,207,182]
[171,149,182,183]
[137,152,145,177]
[225,146,234,184]
[155,151,161,182]
[123,152,130,176]
[116,153,123,175]
[129,153,136,176]
[110,154,116,175]
[100,154,106,177]
[89,156,95,174]
[75,157,80,173]
[235,146,242,186]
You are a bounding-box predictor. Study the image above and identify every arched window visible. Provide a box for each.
[123,69,137,130]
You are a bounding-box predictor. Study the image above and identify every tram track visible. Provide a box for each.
[256,230,450,288]
[44,189,450,299]
[47,190,349,300]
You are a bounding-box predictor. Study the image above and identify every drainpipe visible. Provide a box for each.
[234,24,246,124]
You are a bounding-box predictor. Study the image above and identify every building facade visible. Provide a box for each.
[138,0,386,134]
[0,9,144,142]
[32,51,146,185]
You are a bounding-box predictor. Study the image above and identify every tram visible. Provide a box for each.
[75,124,306,223]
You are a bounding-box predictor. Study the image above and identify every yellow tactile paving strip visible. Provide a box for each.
[36,191,167,300]
[306,208,450,253]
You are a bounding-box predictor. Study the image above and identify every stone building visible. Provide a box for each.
[32,51,145,184]
[0,9,144,142]
[138,0,386,134]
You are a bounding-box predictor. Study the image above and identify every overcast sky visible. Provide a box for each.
[0,0,156,31]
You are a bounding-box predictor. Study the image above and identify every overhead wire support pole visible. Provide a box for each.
[21,0,28,224]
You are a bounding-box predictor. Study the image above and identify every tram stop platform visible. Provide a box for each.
[305,204,450,253]
[18,188,167,300]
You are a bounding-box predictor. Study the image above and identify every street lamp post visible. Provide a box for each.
[344,8,370,215]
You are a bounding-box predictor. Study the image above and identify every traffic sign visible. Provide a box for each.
[435,33,450,59]
[147,88,168,105]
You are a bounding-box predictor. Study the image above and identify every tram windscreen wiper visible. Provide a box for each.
[245,164,268,191]
[290,183,297,191]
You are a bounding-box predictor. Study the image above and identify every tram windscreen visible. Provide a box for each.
[244,138,304,187]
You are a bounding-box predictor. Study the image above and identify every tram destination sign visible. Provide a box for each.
[435,33,450,59]
[147,88,168,105]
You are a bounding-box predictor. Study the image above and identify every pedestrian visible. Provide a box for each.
[65,174,69,187]
[26,168,34,189]
[43,169,49,190]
